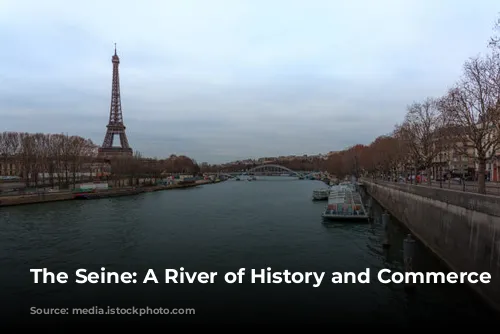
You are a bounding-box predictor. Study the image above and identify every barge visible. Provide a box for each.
[321,184,369,222]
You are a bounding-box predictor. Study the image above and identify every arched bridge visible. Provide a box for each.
[246,164,301,176]
[215,164,318,177]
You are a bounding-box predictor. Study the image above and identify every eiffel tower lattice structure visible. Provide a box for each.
[98,44,133,158]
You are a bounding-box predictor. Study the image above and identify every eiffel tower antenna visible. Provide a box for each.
[98,45,133,157]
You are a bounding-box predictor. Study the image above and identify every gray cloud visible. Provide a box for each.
[0,0,498,163]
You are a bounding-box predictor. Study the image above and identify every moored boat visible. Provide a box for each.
[321,185,369,222]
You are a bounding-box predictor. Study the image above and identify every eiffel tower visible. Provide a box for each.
[98,44,133,157]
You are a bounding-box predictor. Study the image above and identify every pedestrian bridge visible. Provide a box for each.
[214,164,319,177]
[247,164,301,176]
[215,164,302,176]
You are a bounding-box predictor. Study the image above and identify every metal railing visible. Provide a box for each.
[363,177,500,196]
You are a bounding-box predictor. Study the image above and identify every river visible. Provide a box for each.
[0,177,497,326]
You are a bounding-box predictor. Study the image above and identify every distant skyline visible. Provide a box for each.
[0,0,498,163]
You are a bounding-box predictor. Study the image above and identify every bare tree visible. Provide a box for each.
[439,54,500,193]
[0,132,18,175]
[129,151,144,186]
[68,136,86,187]
[398,98,446,184]
[38,134,51,186]
[489,14,500,51]
[19,133,35,186]
[31,133,48,188]
[392,125,412,178]
[49,134,64,187]
[0,133,6,175]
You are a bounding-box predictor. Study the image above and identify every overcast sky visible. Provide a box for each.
[0,0,498,163]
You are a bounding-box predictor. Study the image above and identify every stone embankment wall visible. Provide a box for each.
[0,192,73,206]
[362,179,500,312]
[0,180,213,207]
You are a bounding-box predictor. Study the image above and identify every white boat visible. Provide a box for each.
[312,188,329,201]
[321,185,369,222]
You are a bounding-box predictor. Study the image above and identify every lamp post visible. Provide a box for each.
[439,153,443,188]
[462,158,466,192]
[446,152,451,188]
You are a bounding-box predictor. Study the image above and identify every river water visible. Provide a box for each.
[0,177,497,326]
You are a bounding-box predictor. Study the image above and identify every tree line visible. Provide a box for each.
[0,130,327,188]
[0,132,200,188]
[0,132,96,188]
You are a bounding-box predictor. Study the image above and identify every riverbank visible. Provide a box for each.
[0,179,214,207]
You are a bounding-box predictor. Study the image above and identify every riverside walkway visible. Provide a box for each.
[380,179,500,196]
